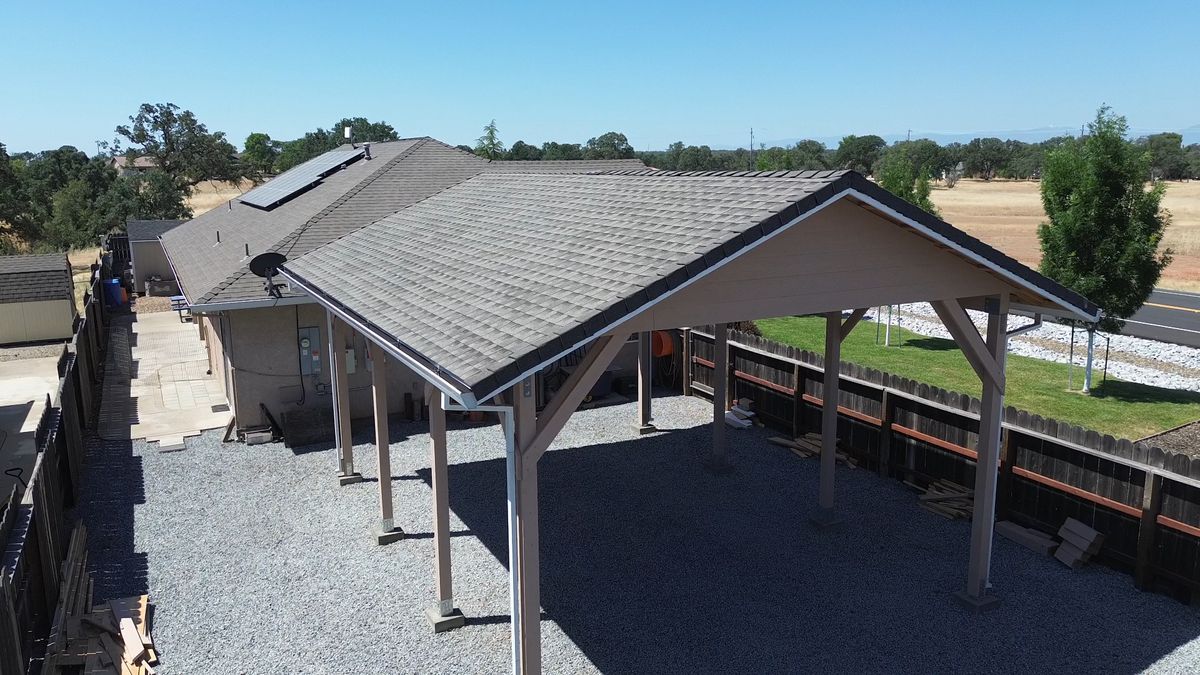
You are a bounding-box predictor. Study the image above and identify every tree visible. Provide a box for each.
[1187,144,1200,179]
[0,141,30,237]
[677,144,716,171]
[876,148,940,216]
[584,132,635,159]
[790,140,831,170]
[507,140,542,161]
[115,103,243,187]
[334,117,397,145]
[1142,133,1189,180]
[834,134,886,174]
[1038,106,1171,339]
[962,137,1010,180]
[541,141,583,161]
[129,171,192,220]
[474,120,505,160]
[242,132,280,182]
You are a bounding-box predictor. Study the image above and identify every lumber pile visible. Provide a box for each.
[1054,517,1105,570]
[908,480,973,519]
[767,433,858,468]
[995,520,1057,555]
[44,525,159,674]
[725,398,758,429]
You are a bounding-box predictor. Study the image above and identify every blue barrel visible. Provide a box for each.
[104,278,123,308]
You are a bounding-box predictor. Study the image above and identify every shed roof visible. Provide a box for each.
[126,219,185,242]
[282,170,1099,402]
[0,253,73,304]
[160,139,646,308]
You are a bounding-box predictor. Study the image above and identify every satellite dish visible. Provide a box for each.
[249,252,287,278]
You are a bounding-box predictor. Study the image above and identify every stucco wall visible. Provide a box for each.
[0,299,75,344]
[220,304,425,429]
[130,240,175,293]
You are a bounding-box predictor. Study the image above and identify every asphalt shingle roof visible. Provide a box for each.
[126,219,185,242]
[0,253,72,304]
[160,138,645,306]
[283,170,1098,402]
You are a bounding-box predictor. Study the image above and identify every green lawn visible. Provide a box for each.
[755,316,1200,440]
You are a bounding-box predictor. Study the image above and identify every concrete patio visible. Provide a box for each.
[0,354,59,496]
[77,394,1200,674]
[97,311,231,448]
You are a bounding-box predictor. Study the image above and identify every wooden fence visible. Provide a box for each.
[1,271,107,674]
[685,327,1200,602]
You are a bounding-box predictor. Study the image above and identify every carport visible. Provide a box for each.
[277,169,1098,674]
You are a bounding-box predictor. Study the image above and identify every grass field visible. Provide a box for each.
[756,316,1200,440]
[188,180,253,216]
[931,179,1200,292]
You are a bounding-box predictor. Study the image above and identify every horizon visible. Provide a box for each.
[2,1,1199,154]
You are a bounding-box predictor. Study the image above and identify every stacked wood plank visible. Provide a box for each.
[43,525,158,674]
[995,520,1057,555]
[909,480,973,519]
[1054,517,1105,570]
[768,433,858,468]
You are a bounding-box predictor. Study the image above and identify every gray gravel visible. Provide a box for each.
[0,340,68,362]
[78,394,1200,673]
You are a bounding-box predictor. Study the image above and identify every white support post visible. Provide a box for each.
[957,294,1009,611]
[512,377,540,674]
[425,386,464,631]
[1083,327,1095,394]
[328,311,361,485]
[636,332,656,434]
[372,349,403,545]
[710,323,730,470]
[811,312,843,528]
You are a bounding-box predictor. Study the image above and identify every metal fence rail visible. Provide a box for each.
[686,327,1200,602]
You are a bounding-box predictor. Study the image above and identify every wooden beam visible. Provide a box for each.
[839,308,869,342]
[526,335,627,462]
[636,332,655,432]
[513,379,540,674]
[428,385,454,614]
[930,299,1004,390]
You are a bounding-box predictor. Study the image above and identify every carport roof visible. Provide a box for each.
[0,253,72,304]
[281,169,1100,403]
[126,219,185,242]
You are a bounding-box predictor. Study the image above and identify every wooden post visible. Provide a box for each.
[812,312,842,527]
[681,328,692,396]
[636,332,656,434]
[1135,471,1163,591]
[372,350,402,544]
[425,389,465,631]
[513,377,541,674]
[710,324,729,468]
[957,295,1008,611]
[878,389,894,478]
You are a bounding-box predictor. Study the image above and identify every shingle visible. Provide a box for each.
[0,253,72,304]
[126,220,185,242]
[285,170,1099,402]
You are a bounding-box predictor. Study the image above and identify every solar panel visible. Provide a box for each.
[240,147,365,209]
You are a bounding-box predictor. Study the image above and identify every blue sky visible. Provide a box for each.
[2,1,1197,153]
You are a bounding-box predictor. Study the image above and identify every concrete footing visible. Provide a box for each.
[373,525,405,545]
[338,472,363,486]
[954,589,1001,613]
[808,508,843,530]
[635,424,658,435]
[424,607,466,633]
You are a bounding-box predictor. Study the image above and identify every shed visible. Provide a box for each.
[0,253,76,345]
[279,169,1100,673]
[127,219,185,295]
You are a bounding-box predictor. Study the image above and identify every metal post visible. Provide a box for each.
[330,312,360,485]
[885,305,893,346]
[1068,324,1075,390]
[1102,334,1111,384]
[503,406,523,675]
[1082,327,1095,394]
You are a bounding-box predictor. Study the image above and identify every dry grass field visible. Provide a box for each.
[188,180,254,216]
[931,179,1200,292]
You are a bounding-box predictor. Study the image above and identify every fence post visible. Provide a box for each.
[1135,471,1163,591]
[682,328,692,396]
[878,390,894,478]
[996,427,1018,519]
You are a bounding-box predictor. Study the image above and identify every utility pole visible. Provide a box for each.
[749,128,755,170]
[907,129,912,142]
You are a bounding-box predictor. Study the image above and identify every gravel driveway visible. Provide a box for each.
[79,395,1200,674]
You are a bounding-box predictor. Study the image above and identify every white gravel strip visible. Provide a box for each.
[879,304,1200,392]
[79,395,1200,673]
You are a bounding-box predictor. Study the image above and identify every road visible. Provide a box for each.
[1122,290,1200,348]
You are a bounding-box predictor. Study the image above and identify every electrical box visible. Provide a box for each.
[345,346,357,375]
[297,326,322,376]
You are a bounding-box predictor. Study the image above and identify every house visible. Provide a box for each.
[127,219,185,295]
[159,137,643,440]
[107,154,158,176]
[0,253,77,345]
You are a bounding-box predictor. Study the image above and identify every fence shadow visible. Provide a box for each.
[78,436,149,602]
[437,422,1200,674]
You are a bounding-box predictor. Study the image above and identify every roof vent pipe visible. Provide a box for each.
[344,125,354,148]
[216,230,221,244]
[363,142,372,160]
[244,243,250,258]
